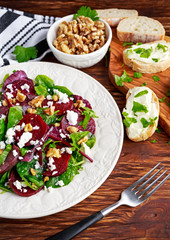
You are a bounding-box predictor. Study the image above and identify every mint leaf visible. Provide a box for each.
[157,43,168,52]
[73,6,99,21]
[132,101,148,113]
[123,42,134,47]
[153,75,160,82]
[13,46,38,62]
[133,72,142,78]
[135,90,148,98]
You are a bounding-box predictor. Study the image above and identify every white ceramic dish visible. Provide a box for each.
[0,62,123,219]
[47,15,112,68]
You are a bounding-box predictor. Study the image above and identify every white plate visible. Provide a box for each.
[0,62,123,219]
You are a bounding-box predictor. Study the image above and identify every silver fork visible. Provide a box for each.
[46,162,169,240]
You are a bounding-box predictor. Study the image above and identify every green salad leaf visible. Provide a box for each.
[53,85,73,96]
[0,118,6,141]
[80,107,98,129]
[122,112,137,127]
[73,6,99,21]
[140,117,157,128]
[7,106,23,130]
[0,171,12,193]
[132,101,148,113]
[0,145,12,166]
[13,46,38,63]
[36,108,59,125]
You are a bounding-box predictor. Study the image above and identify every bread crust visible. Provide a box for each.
[125,89,159,142]
[123,48,170,73]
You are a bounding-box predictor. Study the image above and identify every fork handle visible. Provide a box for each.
[46,211,103,240]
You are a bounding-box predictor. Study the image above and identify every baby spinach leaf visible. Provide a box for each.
[0,145,12,166]
[34,85,48,97]
[53,86,73,97]
[85,134,96,149]
[0,171,12,193]
[35,75,54,88]
[0,119,6,141]
[70,131,89,151]
[80,107,98,129]
[36,108,59,125]
[7,106,23,130]
[132,101,148,113]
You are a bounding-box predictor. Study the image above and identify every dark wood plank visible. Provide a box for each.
[0,1,170,240]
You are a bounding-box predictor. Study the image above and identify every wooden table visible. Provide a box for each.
[0,1,169,239]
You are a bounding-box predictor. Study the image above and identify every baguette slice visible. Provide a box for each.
[96,8,138,27]
[123,40,170,73]
[123,87,159,142]
[117,16,165,43]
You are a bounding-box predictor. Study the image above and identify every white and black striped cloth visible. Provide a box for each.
[0,7,60,67]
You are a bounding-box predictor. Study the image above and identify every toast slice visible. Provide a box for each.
[123,87,159,142]
[123,41,170,73]
[117,16,165,43]
[96,8,138,27]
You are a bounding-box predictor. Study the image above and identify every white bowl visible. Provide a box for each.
[47,14,112,68]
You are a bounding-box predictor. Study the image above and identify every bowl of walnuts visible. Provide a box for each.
[47,11,112,68]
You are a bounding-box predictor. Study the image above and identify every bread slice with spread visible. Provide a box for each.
[122,87,159,142]
[123,40,170,73]
[96,8,138,27]
[117,16,165,43]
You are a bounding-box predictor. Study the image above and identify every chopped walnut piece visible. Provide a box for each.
[16,91,26,102]
[44,176,49,182]
[27,108,37,114]
[30,168,36,176]
[8,99,13,104]
[12,98,16,104]
[53,95,59,101]
[28,95,44,108]
[74,100,85,109]
[24,123,33,132]
[67,126,79,134]
[43,106,55,116]
[32,183,38,188]
[2,100,8,106]
[0,149,3,155]
[54,122,60,127]
[77,136,88,145]
[46,148,61,158]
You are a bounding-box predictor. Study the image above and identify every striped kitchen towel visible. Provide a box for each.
[0,7,60,67]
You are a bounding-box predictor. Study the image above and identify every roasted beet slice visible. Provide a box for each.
[0,145,20,175]
[61,111,96,135]
[43,143,71,177]
[0,106,9,118]
[42,99,73,115]
[73,95,92,109]
[15,114,48,147]
[9,169,43,197]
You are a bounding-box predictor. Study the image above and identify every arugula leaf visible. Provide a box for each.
[141,82,147,86]
[73,6,99,21]
[36,108,59,125]
[123,42,134,47]
[153,75,160,82]
[133,72,142,78]
[132,101,148,113]
[80,107,98,129]
[70,131,89,151]
[157,43,168,52]
[140,117,157,128]
[115,70,133,86]
[13,46,38,63]
[134,90,148,98]
[7,106,23,130]
[159,96,167,103]
[0,145,12,166]
[152,58,159,62]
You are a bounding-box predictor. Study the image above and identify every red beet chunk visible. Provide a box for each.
[73,95,92,109]
[15,114,48,147]
[42,99,73,115]
[61,111,96,135]
[0,106,9,118]
[43,143,71,177]
[9,169,43,197]
[0,145,20,175]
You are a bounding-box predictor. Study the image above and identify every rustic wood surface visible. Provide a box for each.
[109,29,170,136]
[0,1,169,240]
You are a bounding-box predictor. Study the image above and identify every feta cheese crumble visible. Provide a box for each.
[53,89,69,103]
[17,132,32,148]
[0,114,6,120]
[12,150,18,157]
[30,140,39,145]
[5,127,15,144]
[21,83,30,91]
[6,92,13,99]
[13,180,27,192]
[46,95,52,100]
[6,84,13,92]
[55,180,64,187]
[66,110,78,125]
[0,141,5,149]
[47,157,56,171]
[35,161,40,169]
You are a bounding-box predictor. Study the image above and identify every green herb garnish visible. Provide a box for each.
[136,42,142,46]
[157,43,168,52]
[13,45,38,63]
[80,107,98,129]
[132,101,148,113]
[166,88,170,97]
[73,6,99,21]
[168,141,170,145]
[123,42,134,47]
[167,102,170,107]
[140,47,153,58]
[152,75,160,82]
[152,58,159,62]
[140,117,157,128]
[156,128,162,133]
[133,72,142,78]
[159,96,167,103]
[135,90,148,98]
[141,82,147,86]
[122,112,137,127]
[115,70,133,86]
[150,139,156,143]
